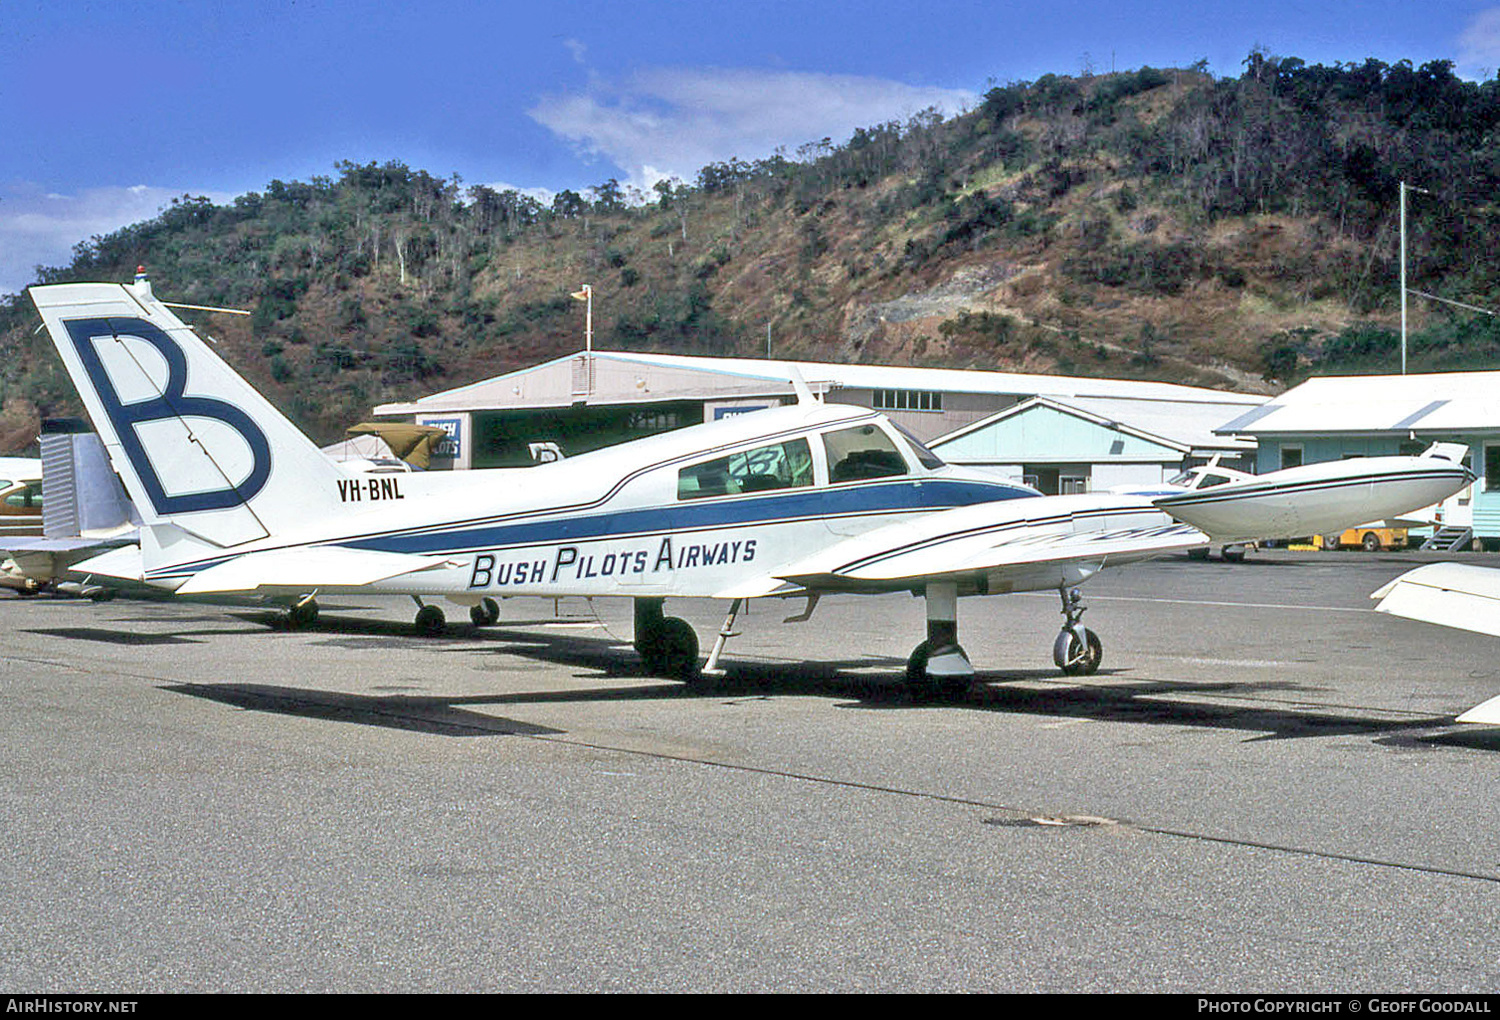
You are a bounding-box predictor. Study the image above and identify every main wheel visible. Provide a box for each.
[640,616,700,680]
[469,597,500,627]
[1052,627,1102,676]
[287,599,319,629]
[905,640,970,698]
[415,604,446,637]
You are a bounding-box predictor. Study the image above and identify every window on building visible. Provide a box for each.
[1281,446,1303,469]
[824,424,909,483]
[678,438,814,500]
[873,389,943,412]
[1486,444,1500,492]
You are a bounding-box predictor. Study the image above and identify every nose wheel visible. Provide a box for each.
[1053,585,1102,675]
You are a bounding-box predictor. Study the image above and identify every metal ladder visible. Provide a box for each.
[1420,526,1472,551]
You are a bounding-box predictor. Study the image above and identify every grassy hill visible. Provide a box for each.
[6,52,1500,450]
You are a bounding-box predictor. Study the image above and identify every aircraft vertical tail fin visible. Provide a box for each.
[29,278,347,575]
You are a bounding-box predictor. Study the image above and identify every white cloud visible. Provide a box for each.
[0,183,236,296]
[528,66,976,191]
[1457,8,1500,77]
[470,180,556,206]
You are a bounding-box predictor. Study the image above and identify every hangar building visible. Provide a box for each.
[1215,371,1500,548]
[374,349,1265,493]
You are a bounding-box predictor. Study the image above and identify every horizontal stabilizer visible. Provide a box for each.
[173,546,457,595]
[72,544,145,581]
[3,536,133,555]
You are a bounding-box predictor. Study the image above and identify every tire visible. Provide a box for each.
[905,640,970,699]
[1221,545,1245,563]
[1053,628,1103,676]
[642,616,699,680]
[470,597,500,627]
[288,600,319,628]
[1361,532,1381,552]
[415,604,446,637]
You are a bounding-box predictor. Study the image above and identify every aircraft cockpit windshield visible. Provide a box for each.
[677,437,814,500]
[824,424,910,483]
[889,422,946,470]
[1167,467,1233,490]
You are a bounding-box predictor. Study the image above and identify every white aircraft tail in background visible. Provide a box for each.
[28,276,1475,693]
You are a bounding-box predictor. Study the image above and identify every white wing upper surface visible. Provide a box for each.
[719,493,1206,597]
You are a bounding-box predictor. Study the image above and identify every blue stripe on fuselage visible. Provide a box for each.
[340,478,1030,557]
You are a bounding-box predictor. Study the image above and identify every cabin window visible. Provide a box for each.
[823,424,909,483]
[677,438,814,500]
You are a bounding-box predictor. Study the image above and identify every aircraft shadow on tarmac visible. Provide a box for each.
[149,612,1500,751]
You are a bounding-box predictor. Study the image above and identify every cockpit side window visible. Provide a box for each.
[823,424,909,483]
[677,437,814,500]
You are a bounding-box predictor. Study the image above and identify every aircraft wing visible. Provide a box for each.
[1371,563,1500,724]
[1372,563,1500,639]
[718,495,1207,597]
[172,546,460,595]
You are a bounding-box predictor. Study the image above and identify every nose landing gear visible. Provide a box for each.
[1052,585,1102,676]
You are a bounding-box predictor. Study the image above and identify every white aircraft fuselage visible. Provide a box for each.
[27,278,1475,691]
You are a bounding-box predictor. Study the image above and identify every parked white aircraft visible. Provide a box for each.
[27,277,1474,693]
[1373,562,1500,723]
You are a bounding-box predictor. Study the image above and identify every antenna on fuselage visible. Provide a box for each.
[785,364,819,405]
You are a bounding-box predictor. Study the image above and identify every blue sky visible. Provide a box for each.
[4,0,1500,294]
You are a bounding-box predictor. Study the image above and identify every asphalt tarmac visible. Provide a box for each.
[2,549,1498,993]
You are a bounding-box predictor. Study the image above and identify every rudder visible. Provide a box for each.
[30,277,345,564]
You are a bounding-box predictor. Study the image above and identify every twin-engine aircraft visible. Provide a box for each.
[28,278,1473,693]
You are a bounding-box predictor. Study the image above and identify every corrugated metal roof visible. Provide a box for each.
[376,349,1264,414]
[1217,372,1500,434]
[932,395,1258,455]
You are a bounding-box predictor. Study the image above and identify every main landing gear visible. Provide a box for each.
[903,581,1104,698]
[633,597,701,681]
[905,581,973,699]
[1052,584,1102,676]
[469,597,500,627]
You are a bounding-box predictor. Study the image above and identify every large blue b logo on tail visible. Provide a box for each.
[63,317,272,515]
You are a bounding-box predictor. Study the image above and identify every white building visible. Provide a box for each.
[375,349,1266,483]
[1215,371,1500,547]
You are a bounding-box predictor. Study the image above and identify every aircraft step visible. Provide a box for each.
[1420,526,1473,551]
